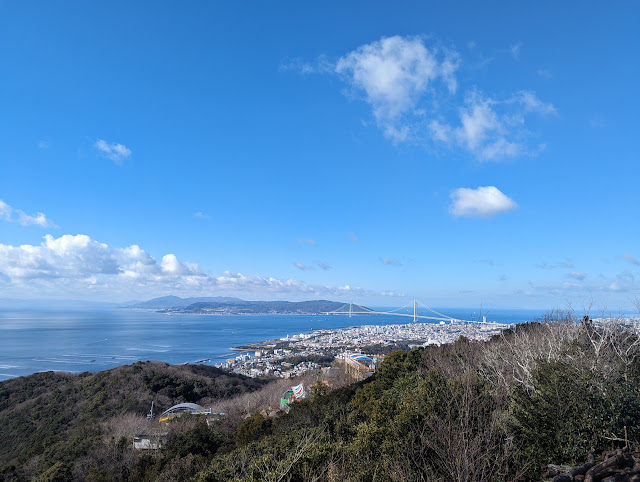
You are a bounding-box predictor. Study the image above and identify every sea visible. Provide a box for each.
[0,307,547,382]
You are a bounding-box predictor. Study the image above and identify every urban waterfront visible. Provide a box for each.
[0,307,548,381]
[219,320,512,378]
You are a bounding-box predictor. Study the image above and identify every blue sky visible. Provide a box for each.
[0,1,639,310]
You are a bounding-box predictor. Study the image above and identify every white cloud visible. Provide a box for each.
[431,90,554,161]
[449,186,517,219]
[457,94,502,151]
[0,200,11,221]
[17,211,54,227]
[336,35,459,140]
[347,232,359,244]
[428,119,452,143]
[38,140,50,149]
[0,234,118,280]
[0,199,57,228]
[609,271,635,292]
[300,35,554,160]
[94,139,132,164]
[0,234,392,301]
[515,91,555,115]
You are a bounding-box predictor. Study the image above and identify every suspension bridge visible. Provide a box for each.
[323,300,487,324]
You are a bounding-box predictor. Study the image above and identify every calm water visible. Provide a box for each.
[0,307,546,381]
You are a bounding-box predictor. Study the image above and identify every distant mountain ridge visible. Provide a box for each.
[124,295,245,310]
[158,299,371,315]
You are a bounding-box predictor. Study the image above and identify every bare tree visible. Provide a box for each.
[480,314,579,394]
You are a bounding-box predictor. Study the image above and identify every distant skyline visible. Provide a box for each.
[1,2,639,310]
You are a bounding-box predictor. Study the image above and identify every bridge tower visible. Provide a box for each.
[413,299,417,322]
[349,300,352,318]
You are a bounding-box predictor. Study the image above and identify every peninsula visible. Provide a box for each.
[126,296,371,315]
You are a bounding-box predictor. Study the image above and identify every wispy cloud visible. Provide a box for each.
[589,116,608,129]
[297,238,317,247]
[515,91,556,115]
[293,35,554,162]
[609,271,635,292]
[430,89,554,161]
[559,259,574,269]
[294,262,313,271]
[449,186,517,219]
[537,68,553,79]
[536,261,555,269]
[316,261,331,270]
[279,55,332,75]
[94,139,132,164]
[622,253,640,266]
[536,259,574,269]
[37,140,50,149]
[347,232,359,244]
[567,271,586,281]
[194,211,210,219]
[380,257,401,266]
[0,200,11,221]
[0,199,57,228]
[509,42,523,60]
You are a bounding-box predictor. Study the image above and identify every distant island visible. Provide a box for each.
[125,296,372,315]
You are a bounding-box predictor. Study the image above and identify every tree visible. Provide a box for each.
[234,414,272,447]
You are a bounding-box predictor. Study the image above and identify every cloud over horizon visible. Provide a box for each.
[0,234,382,301]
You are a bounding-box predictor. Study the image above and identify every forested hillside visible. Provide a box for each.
[0,362,268,481]
[2,313,640,481]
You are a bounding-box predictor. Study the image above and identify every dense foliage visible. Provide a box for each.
[2,314,640,481]
[0,361,267,481]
